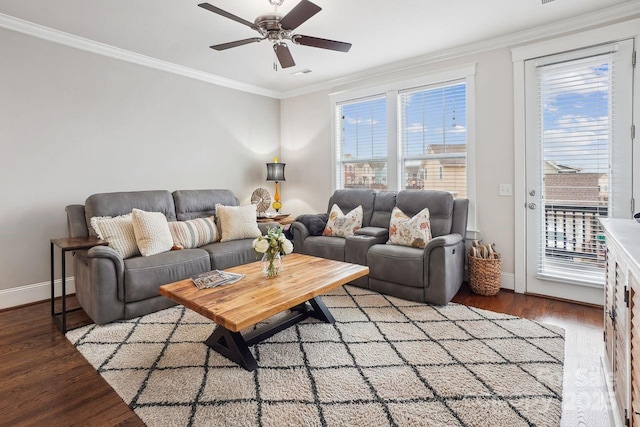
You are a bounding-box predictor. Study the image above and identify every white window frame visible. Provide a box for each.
[330,64,477,231]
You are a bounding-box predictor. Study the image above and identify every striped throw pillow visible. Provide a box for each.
[90,214,140,259]
[168,217,220,249]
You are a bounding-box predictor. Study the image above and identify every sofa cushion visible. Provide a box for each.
[327,189,376,228]
[216,204,262,242]
[123,249,210,302]
[85,190,176,236]
[323,204,363,238]
[396,190,453,238]
[169,216,220,249]
[388,207,432,249]
[200,239,258,270]
[370,191,397,229]
[131,209,174,256]
[90,214,140,259]
[173,189,239,221]
[303,236,346,262]
[368,244,424,288]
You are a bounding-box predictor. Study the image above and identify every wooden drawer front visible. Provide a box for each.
[605,250,616,362]
[615,262,628,415]
[631,281,640,426]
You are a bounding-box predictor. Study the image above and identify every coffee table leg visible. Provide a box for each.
[308,296,335,324]
[205,326,258,371]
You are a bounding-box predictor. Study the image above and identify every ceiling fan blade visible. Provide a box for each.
[293,35,352,52]
[198,3,259,31]
[279,0,321,30]
[210,38,263,51]
[274,43,296,69]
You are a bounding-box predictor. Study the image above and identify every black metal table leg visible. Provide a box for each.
[204,295,336,371]
[61,248,67,333]
[308,296,335,323]
[50,242,55,317]
[205,326,258,371]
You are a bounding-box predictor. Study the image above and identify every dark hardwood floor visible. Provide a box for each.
[0,284,603,426]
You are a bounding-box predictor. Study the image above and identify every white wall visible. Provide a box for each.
[280,48,518,283]
[0,27,280,295]
[280,91,333,216]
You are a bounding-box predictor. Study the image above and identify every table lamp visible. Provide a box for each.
[266,157,286,212]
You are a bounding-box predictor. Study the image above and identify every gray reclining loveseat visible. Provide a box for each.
[66,189,271,324]
[292,189,469,305]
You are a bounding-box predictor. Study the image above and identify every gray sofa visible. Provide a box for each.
[66,189,272,324]
[292,189,469,305]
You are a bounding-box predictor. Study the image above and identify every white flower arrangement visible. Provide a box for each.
[252,226,293,277]
[252,226,293,256]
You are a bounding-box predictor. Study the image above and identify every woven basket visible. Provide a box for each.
[468,256,501,296]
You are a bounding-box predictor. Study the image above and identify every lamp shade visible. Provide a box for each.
[266,162,286,182]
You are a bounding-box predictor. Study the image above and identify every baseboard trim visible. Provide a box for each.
[0,277,75,310]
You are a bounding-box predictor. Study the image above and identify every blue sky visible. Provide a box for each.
[541,61,610,174]
[339,83,467,161]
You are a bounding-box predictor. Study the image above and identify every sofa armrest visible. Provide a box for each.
[87,245,125,297]
[422,233,465,305]
[258,221,279,234]
[424,233,463,255]
[355,227,389,239]
[65,204,89,238]
[291,221,311,254]
[346,234,387,266]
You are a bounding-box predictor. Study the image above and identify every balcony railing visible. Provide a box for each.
[544,203,607,262]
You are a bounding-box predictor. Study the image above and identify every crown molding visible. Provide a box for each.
[2,1,639,101]
[0,13,280,99]
[279,1,640,99]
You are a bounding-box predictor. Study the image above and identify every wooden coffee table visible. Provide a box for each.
[159,253,369,371]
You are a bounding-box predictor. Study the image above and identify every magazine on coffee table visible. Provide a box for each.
[191,270,245,289]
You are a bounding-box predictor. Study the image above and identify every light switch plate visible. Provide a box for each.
[499,184,512,196]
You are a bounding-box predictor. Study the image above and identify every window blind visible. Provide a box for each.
[335,95,388,190]
[399,81,467,197]
[535,52,613,284]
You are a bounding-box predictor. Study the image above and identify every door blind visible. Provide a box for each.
[335,95,388,190]
[535,51,614,284]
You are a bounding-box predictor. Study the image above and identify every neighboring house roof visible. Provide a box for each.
[544,160,581,174]
[426,144,466,166]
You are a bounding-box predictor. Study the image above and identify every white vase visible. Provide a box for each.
[261,252,282,278]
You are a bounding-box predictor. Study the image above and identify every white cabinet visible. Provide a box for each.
[601,219,640,426]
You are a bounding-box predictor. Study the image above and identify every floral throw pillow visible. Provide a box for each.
[323,204,363,238]
[388,207,432,249]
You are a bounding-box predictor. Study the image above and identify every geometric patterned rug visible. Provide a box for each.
[67,285,565,427]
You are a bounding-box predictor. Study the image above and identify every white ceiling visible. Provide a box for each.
[0,0,634,96]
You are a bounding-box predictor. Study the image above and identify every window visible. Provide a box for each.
[399,81,467,196]
[335,96,388,190]
[331,66,476,229]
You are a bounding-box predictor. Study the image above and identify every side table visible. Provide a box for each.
[257,214,296,226]
[50,237,107,333]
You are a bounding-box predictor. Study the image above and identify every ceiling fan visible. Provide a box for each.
[198,0,352,69]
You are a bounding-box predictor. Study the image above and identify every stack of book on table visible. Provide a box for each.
[191,270,244,289]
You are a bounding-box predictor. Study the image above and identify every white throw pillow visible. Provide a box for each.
[131,209,174,256]
[90,214,140,259]
[168,216,220,249]
[387,206,432,248]
[323,204,363,238]
[216,204,261,242]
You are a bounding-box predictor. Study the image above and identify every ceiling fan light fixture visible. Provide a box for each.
[199,0,351,69]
